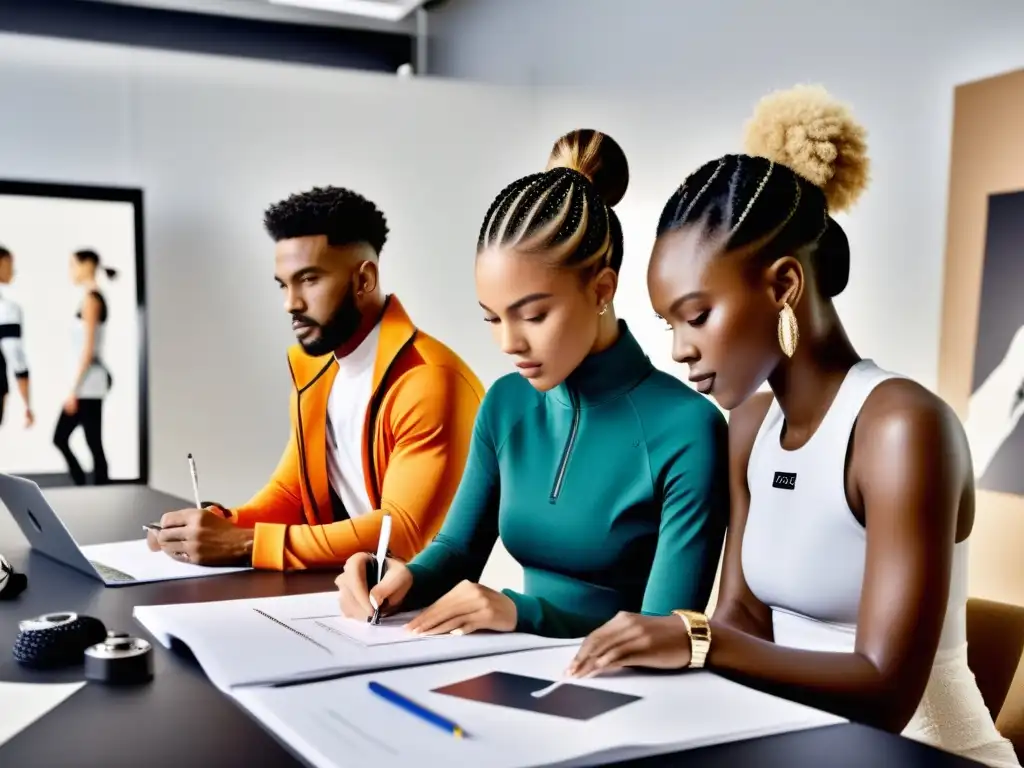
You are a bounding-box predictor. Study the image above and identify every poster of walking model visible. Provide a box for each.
[963,191,1024,493]
[0,180,146,486]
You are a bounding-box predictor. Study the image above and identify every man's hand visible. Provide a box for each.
[403,580,517,636]
[147,507,253,566]
[63,394,78,416]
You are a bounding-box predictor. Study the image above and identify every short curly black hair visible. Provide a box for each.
[263,186,389,255]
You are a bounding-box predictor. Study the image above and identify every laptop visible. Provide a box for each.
[0,472,251,586]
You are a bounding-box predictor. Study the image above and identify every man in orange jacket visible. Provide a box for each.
[149,187,485,570]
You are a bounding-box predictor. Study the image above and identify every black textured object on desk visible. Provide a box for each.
[12,612,107,669]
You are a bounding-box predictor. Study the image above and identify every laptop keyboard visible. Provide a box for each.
[89,560,136,583]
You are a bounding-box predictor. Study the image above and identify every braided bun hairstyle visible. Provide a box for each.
[478,129,629,276]
[656,84,870,298]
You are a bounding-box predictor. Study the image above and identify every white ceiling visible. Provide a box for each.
[77,0,431,34]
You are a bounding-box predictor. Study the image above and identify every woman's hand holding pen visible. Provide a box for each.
[336,559,517,635]
[337,553,414,621]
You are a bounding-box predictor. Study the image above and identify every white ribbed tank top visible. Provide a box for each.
[741,359,1019,767]
[71,290,110,399]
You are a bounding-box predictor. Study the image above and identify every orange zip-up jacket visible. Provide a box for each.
[226,295,485,570]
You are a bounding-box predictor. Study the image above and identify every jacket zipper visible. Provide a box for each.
[549,387,580,503]
[364,332,417,506]
[291,357,335,523]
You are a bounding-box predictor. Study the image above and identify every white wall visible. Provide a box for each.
[430,0,1024,392]
[0,34,535,521]
[0,194,140,479]
[9,2,1024,592]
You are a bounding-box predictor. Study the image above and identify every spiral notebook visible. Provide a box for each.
[133,591,580,692]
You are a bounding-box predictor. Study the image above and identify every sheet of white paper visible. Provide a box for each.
[300,612,442,647]
[133,591,580,691]
[81,538,251,583]
[0,681,86,747]
[231,646,846,768]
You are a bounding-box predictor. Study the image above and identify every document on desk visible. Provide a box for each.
[81,538,251,583]
[133,591,580,692]
[0,681,86,748]
[230,645,846,768]
[311,612,445,647]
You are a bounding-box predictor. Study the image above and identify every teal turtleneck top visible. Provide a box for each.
[406,323,729,638]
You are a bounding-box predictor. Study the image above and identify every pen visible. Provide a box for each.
[368,681,466,739]
[375,514,391,584]
[142,523,162,533]
[188,453,201,509]
[370,514,392,626]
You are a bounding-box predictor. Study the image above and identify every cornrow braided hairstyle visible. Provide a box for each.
[477,129,629,276]
[264,185,389,255]
[657,84,870,299]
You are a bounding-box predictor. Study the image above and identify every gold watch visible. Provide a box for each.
[672,610,711,669]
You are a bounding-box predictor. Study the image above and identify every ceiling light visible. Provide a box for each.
[267,0,427,22]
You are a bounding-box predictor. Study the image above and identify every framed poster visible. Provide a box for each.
[939,68,1024,604]
[0,180,148,486]
[963,190,1024,493]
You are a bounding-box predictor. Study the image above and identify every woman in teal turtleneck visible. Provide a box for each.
[335,129,729,639]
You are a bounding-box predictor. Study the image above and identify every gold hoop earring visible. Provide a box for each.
[777,302,799,358]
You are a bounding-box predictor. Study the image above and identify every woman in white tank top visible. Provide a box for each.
[567,85,1020,767]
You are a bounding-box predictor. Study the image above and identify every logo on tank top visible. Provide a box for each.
[772,471,797,490]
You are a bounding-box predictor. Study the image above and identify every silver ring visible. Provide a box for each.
[177,552,190,561]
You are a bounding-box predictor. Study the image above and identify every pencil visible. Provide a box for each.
[368,681,466,738]
[187,453,201,509]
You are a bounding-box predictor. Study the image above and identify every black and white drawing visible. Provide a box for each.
[964,190,1024,494]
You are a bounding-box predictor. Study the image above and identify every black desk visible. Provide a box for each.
[0,486,983,767]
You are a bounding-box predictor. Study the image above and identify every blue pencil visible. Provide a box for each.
[368,681,467,739]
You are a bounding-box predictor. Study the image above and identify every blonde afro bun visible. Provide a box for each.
[743,84,869,214]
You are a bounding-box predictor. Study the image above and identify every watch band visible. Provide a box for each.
[672,609,711,669]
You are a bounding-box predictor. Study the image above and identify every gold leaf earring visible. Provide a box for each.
[598,304,609,316]
[777,302,799,358]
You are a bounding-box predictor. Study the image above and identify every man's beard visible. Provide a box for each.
[294,288,363,357]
